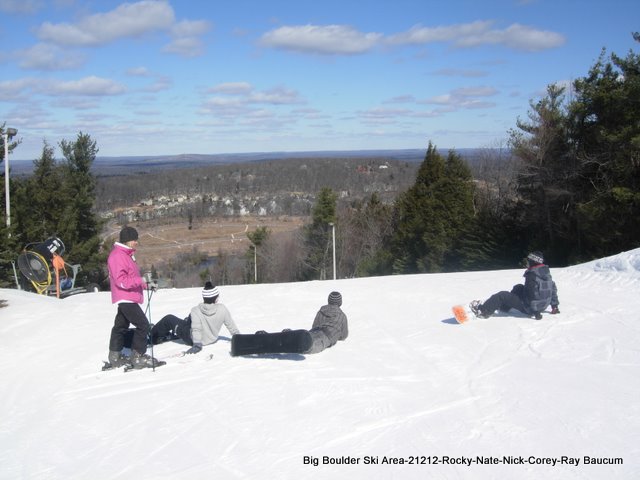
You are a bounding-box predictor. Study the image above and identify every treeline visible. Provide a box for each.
[95,157,420,212]
[506,37,640,265]
[2,35,638,289]
[248,37,640,282]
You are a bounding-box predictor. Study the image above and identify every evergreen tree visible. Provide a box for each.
[507,34,640,264]
[388,142,475,273]
[568,38,640,259]
[390,143,444,273]
[441,149,476,271]
[508,84,576,265]
[15,142,65,242]
[57,133,105,282]
[302,187,336,280]
[459,200,529,271]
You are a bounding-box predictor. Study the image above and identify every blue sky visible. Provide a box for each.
[1,0,638,160]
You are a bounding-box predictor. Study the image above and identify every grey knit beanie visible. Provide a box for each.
[328,291,342,306]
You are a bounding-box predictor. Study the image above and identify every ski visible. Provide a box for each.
[100,352,212,373]
[159,352,214,362]
[123,360,167,372]
[100,358,166,372]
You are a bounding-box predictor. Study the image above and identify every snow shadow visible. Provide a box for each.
[442,317,460,325]
[233,353,307,361]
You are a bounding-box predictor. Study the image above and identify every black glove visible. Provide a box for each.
[551,306,560,314]
[147,281,158,291]
[185,343,202,355]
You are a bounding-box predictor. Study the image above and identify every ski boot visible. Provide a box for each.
[102,351,130,371]
[128,351,163,370]
[470,300,490,319]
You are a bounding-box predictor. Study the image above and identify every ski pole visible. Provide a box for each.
[144,276,156,372]
[148,287,155,372]
[144,285,154,315]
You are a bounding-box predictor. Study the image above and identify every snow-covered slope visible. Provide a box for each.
[1,249,639,480]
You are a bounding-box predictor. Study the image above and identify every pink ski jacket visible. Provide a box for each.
[107,242,145,304]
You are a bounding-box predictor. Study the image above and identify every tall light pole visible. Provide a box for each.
[251,243,257,283]
[329,222,336,280]
[3,127,18,232]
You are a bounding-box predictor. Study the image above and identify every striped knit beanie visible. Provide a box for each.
[527,251,544,265]
[202,281,219,301]
[328,291,342,307]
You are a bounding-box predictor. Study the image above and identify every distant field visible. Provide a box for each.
[104,216,305,269]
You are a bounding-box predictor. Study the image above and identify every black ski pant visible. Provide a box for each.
[481,284,529,317]
[109,303,149,355]
[150,314,193,345]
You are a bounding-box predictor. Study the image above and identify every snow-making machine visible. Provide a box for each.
[15,236,99,298]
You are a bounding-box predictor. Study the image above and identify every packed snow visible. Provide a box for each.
[1,249,639,480]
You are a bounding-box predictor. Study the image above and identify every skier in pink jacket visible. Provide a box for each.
[105,226,160,370]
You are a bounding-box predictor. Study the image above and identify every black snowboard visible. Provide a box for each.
[231,329,312,356]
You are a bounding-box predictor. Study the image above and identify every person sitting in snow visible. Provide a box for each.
[470,251,560,320]
[106,226,160,369]
[305,291,349,353]
[148,281,240,354]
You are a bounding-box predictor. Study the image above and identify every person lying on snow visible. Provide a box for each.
[305,291,349,353]
[470,251,560,320]
[231,291,349,356]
